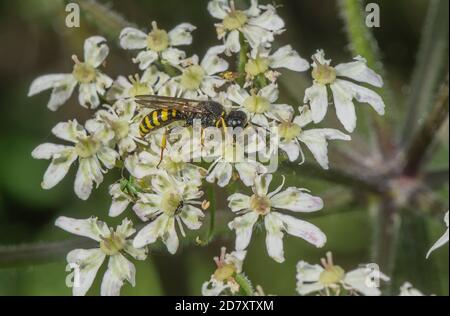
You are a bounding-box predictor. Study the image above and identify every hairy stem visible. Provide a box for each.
[403,76,449,176]
[235,273,254,296]
[402,0,449,144]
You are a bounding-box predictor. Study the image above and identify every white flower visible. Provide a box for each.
[133,172,204,254]
[166,46,229,98]
[120,21,196,70]
[202,247,247,296]
[426,211,449,258]
[274,106,351,169]
[108,181,135,218]
[31,120,118,200]
[86,101,142,155]
[245,45,309,81]
[399,282,425,296]
[106,69,169,102]
[28,36,113,111]
[56,217,147,296]
[304,50,385,132]
[228,83,293,127]
[228,174,326,263]
[296,252,389,296]
[205,130,267,187]
[208,0,284,54]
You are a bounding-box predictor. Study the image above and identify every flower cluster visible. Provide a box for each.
[29,0,387,296]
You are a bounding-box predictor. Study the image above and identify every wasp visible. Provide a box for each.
[135,95,248,165]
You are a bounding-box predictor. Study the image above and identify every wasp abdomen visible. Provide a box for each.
[139,109,182,137]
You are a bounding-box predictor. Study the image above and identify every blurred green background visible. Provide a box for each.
[0,0,448,296]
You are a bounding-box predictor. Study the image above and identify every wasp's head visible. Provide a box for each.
[226,110,248,129]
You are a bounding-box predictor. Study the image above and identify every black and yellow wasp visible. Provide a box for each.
[136,95,248,138]
[135,95,248,166]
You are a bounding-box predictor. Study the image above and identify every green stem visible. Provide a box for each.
[338,0,396,158]
[235,273,254,296]
[155,59,180,77]
[237,33,249,87]
[401,0,449,144]
[206,184,217,244]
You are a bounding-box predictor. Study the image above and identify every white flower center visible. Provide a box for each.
[160,190,183,217]
[128,82,152,97]
[223,10,248,30]
[243,95,271,114]
[319,265,345,286]
[181,65,205,91]
[147,22,170,52]
[250,194,271,215]
[214,264,236,282]
[278,122,301,142]
[100,233,125,256]
[245,57,270,77]
[75,136,101,158]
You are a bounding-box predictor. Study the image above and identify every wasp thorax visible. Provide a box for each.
[250,194,271,215]
[278,122,302,142]
[181,65,205,91]
[100,233,125,256]
[223,10,248,30]
[75,137,101,158]
[161,190,182,216]
[243,95,270,114]
[319,265,345,286]
[214,264,236,282]
[72,55,96,84]
[245,57,270,77]
[312,62,336,85]
[147,22,169,52]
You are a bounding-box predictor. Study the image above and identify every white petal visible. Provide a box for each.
[124,241,148,260]
[162,216,179,254]
[67,248,106,296]
[242,25,274,49]
[426,229,449,259]
[133,50,158,70]
[116,218,136,238]
[55,216,110,241]
[269,45,309,72]
[271,188,324,212]
[269,104,294,122]
[248,5,284,31]
[330,82,357,133]
[264,213,285,263]
[293,106,314,128]
[202,279,229,296]
[207,0,229,19]
[336,79,385,116]
[225,30,241,53]
[41,149,77,189]
[79,83,100,109]
[235,162,261,187]
[399,282,424,296]
[299,129,351,169]
[74,157,103,201]
[52,120,85,143]
[201,46,229,76]
[169,23,196,46]
[206,161,233,187]
[227,193,251,213]
[95,72,113,94]
[296,261,325,295]
[97,147,118,169]
[275,213,327,248]
[109,199,130,218]
[119,27,148,50]
[253,173,272,197]
[227,84,250,106]
[228,212,259,251]
[245,0,261,17]
[47,76,78,111]
[28,74,70,96]
[304,83,328,124]
[279,141,300,162]
[32,143,72,160]
[133,215,168,248]
[344,267,389,296]
[180,205,204,230]
[161,48,186,66]
[259,83,279,103]
[101,254,136,296]
[84,36,109,68]
[335,56,383,87]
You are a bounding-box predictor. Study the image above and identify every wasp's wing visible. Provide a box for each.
[134,95,207,114]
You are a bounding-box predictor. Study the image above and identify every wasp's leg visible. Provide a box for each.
[157,129,168,169]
